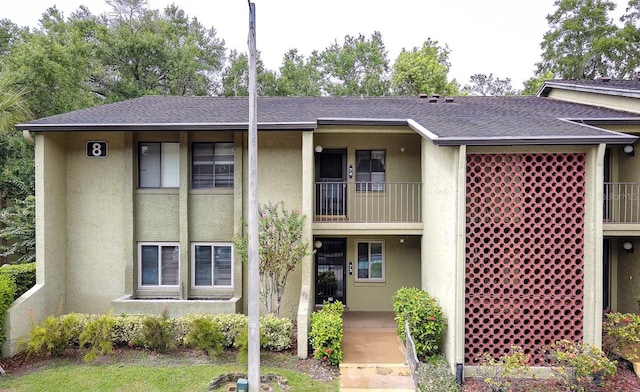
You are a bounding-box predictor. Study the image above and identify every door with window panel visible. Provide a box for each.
[315,149,346,216]
[315,238,346,305]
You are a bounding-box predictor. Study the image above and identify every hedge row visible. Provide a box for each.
[309,301,344,366]
[23,312,293,361]
[0,262,35,300]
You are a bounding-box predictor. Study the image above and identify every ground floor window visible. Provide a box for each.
[192,243,233,287]
[355,240,384,281]
[139,243,179,287]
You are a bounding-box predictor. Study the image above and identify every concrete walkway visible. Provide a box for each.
[340,311,415,391]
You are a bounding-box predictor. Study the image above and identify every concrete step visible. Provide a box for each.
[340,363,411,377]
[340,374,414,391]
[340,363,414,391]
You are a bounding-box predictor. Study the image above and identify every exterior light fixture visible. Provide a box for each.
[623,241,634,253]
[315,145,323,153]
[624,145,635,157]
[314,240,323,249]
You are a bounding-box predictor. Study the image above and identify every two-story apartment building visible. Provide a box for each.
[6,85,640,375]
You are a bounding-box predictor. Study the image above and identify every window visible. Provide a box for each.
[356,150,385,191]
[356,240,384,281]
[192,142,234,189]
[192,243,233,287]
[139,243,179,287]
[139,142,179,188]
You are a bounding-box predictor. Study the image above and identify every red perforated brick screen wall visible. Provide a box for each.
[465,153,585,365]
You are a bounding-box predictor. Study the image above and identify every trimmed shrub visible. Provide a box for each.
[183,316,224,358]
[603,312,640,361]
[417,357,459,392]
[24,313,81,357]
[79,313,115,362]
[0,262,35,300]
[260,314,292,351]
[212,313,248,348]
[139,310,174,353]
[0,273,15,344]
[392,287,446,360]
[309,301,344,366]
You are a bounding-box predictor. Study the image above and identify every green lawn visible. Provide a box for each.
[0,350,339,392]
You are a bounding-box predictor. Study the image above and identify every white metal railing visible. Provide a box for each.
[604,183,640,223]
[314,182,422,223]
[405,319,419,391]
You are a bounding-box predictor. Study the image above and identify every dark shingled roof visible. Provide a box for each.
[16,95,640,146]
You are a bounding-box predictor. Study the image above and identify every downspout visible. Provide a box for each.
[455,144,467,385]
[22,130,35,145]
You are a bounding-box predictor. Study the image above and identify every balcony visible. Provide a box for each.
[604,182,640,224]
[314,182,422,223]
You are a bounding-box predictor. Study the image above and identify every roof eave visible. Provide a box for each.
[15,122,318,132]
[538,81,640,99]
[433,135,638,146]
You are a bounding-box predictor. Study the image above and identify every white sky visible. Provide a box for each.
[0,0,629,88]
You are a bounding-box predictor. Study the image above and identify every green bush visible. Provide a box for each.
[474,346,532,392]
[603,312,640,361]
[549,339,617,390]
[0,273,15,344]
[111,314,146,347]
[79,313,115,362]
[417,357,459,392]
[183,316,224,358]
[0,262,35,300]
[212,313,248,348]
[392,287,446,360]
[309,301,344,366]
[24,313,80,357]
[260,314,292,351]
[139,310,174,353]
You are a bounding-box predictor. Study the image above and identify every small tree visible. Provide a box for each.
[234,201,312,317]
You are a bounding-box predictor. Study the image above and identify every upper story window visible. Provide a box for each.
[356,240,384,281]
[139,243,179,287]
[139,142,179,188]
[192,243,233,287]
[356,150,385,191]
[192,142,234,189]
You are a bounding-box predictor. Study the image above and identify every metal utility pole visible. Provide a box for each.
[246,1,260,391]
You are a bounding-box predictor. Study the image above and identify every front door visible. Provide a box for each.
[315,148,346,216]
[315,238,346,305]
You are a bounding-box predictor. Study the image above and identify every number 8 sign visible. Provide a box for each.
[86,141,108,158]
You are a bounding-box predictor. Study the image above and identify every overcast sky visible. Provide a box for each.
[0,0,629,88]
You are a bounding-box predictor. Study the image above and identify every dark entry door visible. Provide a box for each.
[315,149,346,216]
[315,238,346,305]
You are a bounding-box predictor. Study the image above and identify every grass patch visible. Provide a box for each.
[0,348,339,392]
[0,363,338,392]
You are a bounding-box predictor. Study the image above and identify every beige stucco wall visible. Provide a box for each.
[344,235,421,310]
[3,133,68,356]
[241,131,306,320]
[421,139,463,368]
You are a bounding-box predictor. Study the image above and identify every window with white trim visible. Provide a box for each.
[139,243,180,287]
[356,150,385,191]
[139,142,179,188]
[356,240,384,281]
[192,243,233,287]
[192,142,234,189]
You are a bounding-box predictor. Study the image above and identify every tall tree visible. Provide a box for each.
[391,39,460,96]
[536,0,618,79]
[464,73,516,96]
[0,77,34,264]
[273,49,323,96]
[318,31,391,96]
[521,71,556,96]
[613,0,640,78]
[100,0,225,100]
[219,50,275,96]
[2,7,105,117]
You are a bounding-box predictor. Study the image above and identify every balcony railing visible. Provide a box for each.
[314,182,422,223]
[604,182,640,223]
